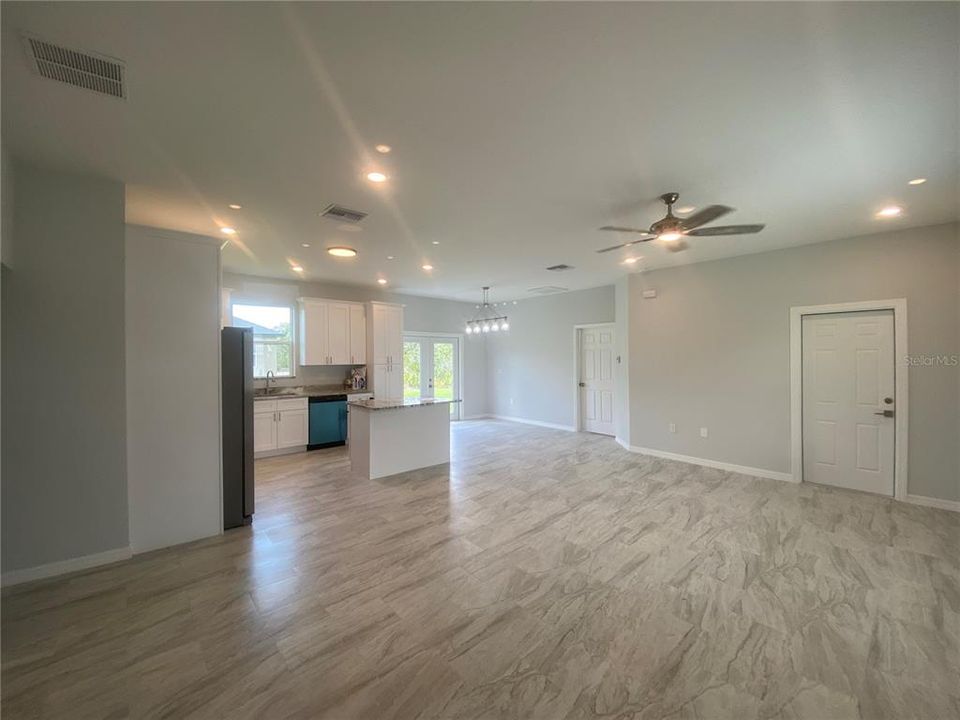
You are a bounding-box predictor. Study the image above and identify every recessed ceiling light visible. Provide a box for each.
[659,232,683,242]
[876,206,903,218]
[676,206,695,214]
[421,264,434,271]
[908,178,927,185]
[375,144,392,154]
[301,243,311,248]
[228,204,242,210]
[291,265,304,273]
[220,227,237,235]
[432,241,440,245]
[328,246,358,257]
[622,257,640,265]
[366,172,387,183]
[377,278,388,285]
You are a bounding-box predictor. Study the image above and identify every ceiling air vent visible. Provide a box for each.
[527,286,568,295]
[546,264,574,272]
[320,204,367,223]
[23,35,125,98]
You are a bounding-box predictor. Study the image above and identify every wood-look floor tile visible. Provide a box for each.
[3,419,958,719]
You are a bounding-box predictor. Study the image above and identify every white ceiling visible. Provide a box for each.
[3,2,957,302]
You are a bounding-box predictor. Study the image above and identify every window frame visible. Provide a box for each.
[230,299,298,379]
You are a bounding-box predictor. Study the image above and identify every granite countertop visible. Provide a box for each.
[254,385,370,400]
[348,397,462,411]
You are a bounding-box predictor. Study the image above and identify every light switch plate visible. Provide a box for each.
[700,427,708,438]
[669,422,677,433]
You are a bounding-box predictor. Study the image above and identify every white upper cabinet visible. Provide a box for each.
[368,302,403,366]
[349,304,366,365]
[367,302,404,399]
[327,303,351,365]
[299,298,366,366]
[300,299,329,366]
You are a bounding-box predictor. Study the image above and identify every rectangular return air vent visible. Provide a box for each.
[24,35,125,98]
[546,264,574,272]
[320,204,368,223]
[527,286,568,295]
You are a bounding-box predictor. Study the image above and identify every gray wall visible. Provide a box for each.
[126,226,222,553]
[628,222,960,502]
[223,272,487,418]
[614,277,630,444]
[2,145,13,267]
[2,161,128,571]
[486,285,615,428]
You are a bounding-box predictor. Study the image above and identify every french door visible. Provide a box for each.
[403,335,461,419]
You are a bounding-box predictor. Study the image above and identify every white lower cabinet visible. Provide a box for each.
[372,363,403,400]
[253,409,278,453]
[255,398,308,455]
[277,406,308,449]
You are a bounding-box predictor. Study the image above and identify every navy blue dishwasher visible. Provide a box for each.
[308,395,348,449]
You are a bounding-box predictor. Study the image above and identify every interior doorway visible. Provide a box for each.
[576,324,615,436]
[403,334,462,420]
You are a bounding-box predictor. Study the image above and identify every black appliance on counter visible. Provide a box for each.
[221,327,254,528]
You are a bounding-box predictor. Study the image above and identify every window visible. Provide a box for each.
[231,304,294,378]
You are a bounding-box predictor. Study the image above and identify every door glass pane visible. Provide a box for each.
[432,341,455,414]
[403,341,422,398]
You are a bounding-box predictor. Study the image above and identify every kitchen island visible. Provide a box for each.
[348,397,460,479]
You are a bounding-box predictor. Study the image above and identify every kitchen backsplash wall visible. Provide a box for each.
[257,364,357,389]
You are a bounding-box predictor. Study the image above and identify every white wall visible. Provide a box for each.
[2,161,129,574]
[628,222,960,502]
[486,286,615,429]
[126,226,222,553]
[222,272,487,418]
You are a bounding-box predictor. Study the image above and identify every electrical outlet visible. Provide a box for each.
[700,427,708,438]
[669,422,677,433]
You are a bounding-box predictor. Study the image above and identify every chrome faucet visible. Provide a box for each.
[265,370,275,393]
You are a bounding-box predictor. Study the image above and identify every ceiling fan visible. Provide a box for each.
[597,192,764,253]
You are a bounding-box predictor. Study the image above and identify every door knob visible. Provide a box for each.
[874,410,895,417]
[578,382,586,387]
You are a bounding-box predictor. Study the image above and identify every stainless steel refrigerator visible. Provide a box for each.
[221,327,254,528]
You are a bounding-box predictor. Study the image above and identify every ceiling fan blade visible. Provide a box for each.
[596,238,651,253]
[599,225,655,234]
[687,224,765,236]
[679,205,733,230]
[665,240,690,253]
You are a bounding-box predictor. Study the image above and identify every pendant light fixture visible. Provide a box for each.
[465,286,509,335]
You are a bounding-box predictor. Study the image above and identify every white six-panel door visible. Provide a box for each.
[579,325,615,436]
[802,310,895,495]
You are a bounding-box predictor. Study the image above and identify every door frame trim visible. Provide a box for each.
[789,299,908,498]
[403,331,464,420]
[574,323,616,434]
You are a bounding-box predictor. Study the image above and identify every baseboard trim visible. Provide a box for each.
[619,443,796,483]
[2,546,133,588]
[461,414,490,421]
[487,414,576,432]
[904,494,960,513]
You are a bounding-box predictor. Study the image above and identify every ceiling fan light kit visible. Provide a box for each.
[597,192,764,254]
[465,287,509,335]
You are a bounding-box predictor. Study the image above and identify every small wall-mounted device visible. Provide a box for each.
[642,289,658,299]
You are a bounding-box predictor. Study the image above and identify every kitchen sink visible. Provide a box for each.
[254,387,303,398]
